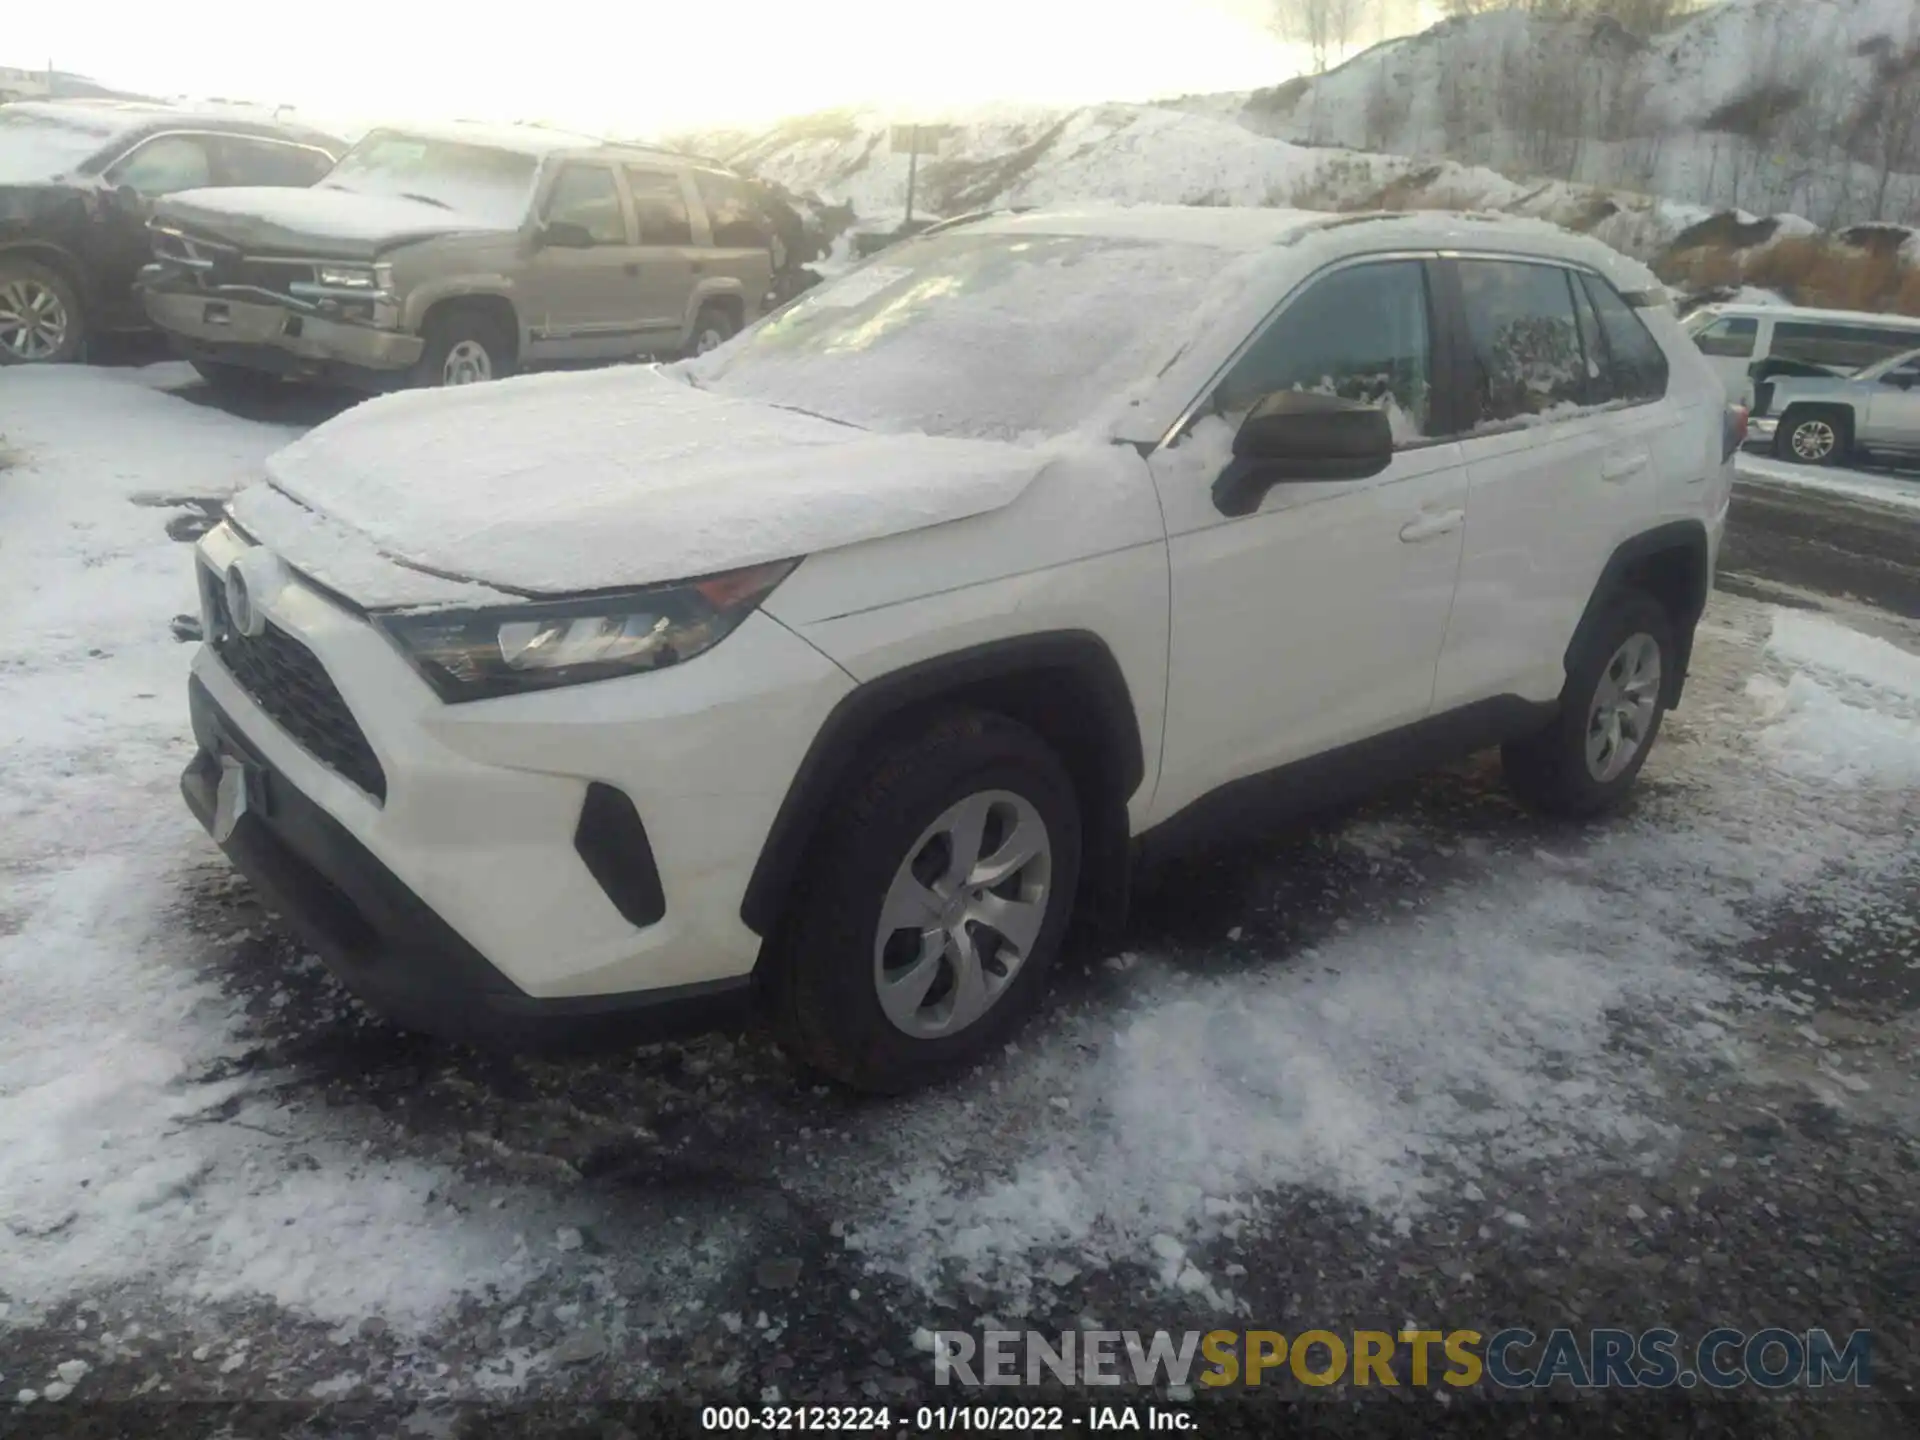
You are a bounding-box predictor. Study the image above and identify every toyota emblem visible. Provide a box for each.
[224,562,263,638]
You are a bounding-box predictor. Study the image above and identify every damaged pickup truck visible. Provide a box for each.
[139,122,775,391]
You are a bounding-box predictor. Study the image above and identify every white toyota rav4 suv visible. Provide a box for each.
[183,206,1739,1092]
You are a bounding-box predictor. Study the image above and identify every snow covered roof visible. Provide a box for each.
[352,119,611,157]
[961,204,1331,250]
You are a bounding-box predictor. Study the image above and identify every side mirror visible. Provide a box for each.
[1212,391,1395,517]
[539,220,595,249]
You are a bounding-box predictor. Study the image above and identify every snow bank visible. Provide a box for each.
[0,367,536,1330]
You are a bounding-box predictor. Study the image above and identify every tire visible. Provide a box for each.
[771,710,1082,1094]
[1776,407,1847,466]
[0,255,85,365]
[1502,589,1676,819]
[412,305,515,388]
[189,359,280,395]
[689,302,738,357]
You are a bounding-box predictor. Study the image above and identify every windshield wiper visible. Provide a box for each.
[398,192,453,210]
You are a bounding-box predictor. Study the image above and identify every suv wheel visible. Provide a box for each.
[0,256,84,365]
[772,711,1081,1094]
[1778,408,1846,466]
[1502,589,1675,818]
[690,303,738,356]
[415,307,515,388]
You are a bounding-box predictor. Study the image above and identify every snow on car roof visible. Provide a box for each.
[959,204,1658,283]
[351,119,611,157]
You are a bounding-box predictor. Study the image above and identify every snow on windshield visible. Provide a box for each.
[318,132,537,227]
[0,108,119,184]
[685,231,1231,441]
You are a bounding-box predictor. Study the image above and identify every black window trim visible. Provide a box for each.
[1432,253,1668,438]
[1155,249,1460,455]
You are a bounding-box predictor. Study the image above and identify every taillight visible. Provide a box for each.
[1723,404,1749,461]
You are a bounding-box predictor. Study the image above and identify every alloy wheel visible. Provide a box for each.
[872,790,1053,1039]
[1585,632,1662,783]
[0,278,70,362]
[441,339,494,385]
[1789,418,1837,462]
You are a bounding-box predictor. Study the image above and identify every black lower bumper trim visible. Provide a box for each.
[183,675,750,1051]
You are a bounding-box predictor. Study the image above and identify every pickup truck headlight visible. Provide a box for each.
[374,560,797,702]
[316,264,379,289]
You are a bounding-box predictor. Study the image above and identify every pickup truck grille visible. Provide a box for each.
[152,229,316,297]
[200,564,388,802]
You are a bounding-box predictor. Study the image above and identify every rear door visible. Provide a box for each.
[1432,257,1654,712]
[622,165,699,342]
[521,161,646,360]
[691,170,774,321]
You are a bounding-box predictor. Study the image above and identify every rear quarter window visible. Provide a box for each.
[1581,274,1668,404]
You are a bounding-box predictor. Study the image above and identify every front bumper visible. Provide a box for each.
[183,522,856,1048]
[143,283,423,385]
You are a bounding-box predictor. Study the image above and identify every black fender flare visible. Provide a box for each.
[1565,519,1712,708]
[740,630,1145,940]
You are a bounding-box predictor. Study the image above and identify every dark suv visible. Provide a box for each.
[0,100,343,364]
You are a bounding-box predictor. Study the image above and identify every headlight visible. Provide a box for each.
[316,264,378,289]
[373,560,797,702]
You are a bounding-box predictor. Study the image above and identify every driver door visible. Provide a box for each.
[1147,256,1470,824]
[1861,355,1920,448]
[521,162,647,361]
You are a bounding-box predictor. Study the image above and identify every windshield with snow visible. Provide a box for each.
[0,108,120,184]
[685,230,1228,441]
[318,132,538,226]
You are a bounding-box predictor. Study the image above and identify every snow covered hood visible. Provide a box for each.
[248,366,1049,601]
[154,186,504,258]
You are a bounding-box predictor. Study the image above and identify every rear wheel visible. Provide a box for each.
[1777,407,1847,466]
[413,306,515,388]
[0,256,85,365]
[771,710,1081,1094]
[1503,589,1675,818]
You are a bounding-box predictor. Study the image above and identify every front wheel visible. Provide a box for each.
[689,303,738,356]
[1502,590,1675,818]
[413,307,515,388]
[1777,409,1846,466]
[0,256,85,365]
[771,711,1082,1094]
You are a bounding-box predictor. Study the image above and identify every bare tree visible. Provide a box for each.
[1363,59,1412,151]
[1852,16,1920,222]
[1270,0,1376,74]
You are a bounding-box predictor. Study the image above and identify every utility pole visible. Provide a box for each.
[904,124,919,231]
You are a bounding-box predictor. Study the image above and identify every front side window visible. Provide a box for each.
[1213,260,1433,444]
[1692,315,1757,358]
[544,165,626,245]
[110,135,213,195]
[1457,259,1587,426]
[216,135,334,187]
[626,167,693,245]
[1582,274,1669,403]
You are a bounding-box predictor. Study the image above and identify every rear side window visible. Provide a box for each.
[1692,315,1757,358]
[1456,259,1587,425]
[625,167,692,245]
[1581,274,1668,403]
[1214,259,1434,444]
[1771,321,1920,372]
[694,171,771,249]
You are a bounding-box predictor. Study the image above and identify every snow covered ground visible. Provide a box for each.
[2,367,1917,1411]
[1737,450,1920,516]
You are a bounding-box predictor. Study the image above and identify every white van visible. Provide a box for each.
[1684,302,1920,398]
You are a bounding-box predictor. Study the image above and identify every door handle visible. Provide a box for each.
[1399,509,1464,543]
[1602,451,1650,482]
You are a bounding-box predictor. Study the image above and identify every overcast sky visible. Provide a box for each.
[10,0,1436,136]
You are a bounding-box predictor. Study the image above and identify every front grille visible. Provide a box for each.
[202,566,388,802]
[154,229,315,296]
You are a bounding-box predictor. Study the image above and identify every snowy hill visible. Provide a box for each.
[1227,0,1920,228]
